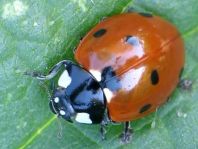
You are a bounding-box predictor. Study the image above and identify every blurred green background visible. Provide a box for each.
[0,0,198,149]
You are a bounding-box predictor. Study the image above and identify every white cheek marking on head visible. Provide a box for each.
[54,97,59,103]
[60,110,66,116]
[89,69,102,82]
[103,88,114,103]
[58,70,72,88]
[75,113,92,124]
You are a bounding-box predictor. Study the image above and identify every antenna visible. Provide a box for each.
[39,81,64,139]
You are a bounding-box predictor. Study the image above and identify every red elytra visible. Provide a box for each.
[75,12,185,122]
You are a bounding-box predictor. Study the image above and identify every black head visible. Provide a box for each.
[49,87,75,122]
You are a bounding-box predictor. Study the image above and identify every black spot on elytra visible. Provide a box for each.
[151,70,159,85]
[125,36,140,46]
[139,104,152,113]
[93,29,107,38]
[139,12,153,18]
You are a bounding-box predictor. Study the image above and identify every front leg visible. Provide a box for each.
[120,121,133,143]
[100,121,107,140]
[99,113,110,140]
[24,60,71,80]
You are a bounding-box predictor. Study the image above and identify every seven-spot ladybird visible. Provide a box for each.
[27,12,185,143]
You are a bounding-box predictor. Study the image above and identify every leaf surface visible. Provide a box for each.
[0,0,198,149]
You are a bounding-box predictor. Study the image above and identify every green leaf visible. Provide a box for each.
[0,0,198,149]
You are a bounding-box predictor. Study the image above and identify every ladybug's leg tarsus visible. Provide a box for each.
[99,113,110,140]
[100,122,107,140]
[25,60,70,80]
[100,17,107,22]
[178,68,193,90]
[178,79,193,90]
[120,121,133,143]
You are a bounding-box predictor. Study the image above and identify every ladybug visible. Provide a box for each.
[27,12,184,143]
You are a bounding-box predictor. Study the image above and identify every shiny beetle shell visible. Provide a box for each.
[75,13,185,122]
